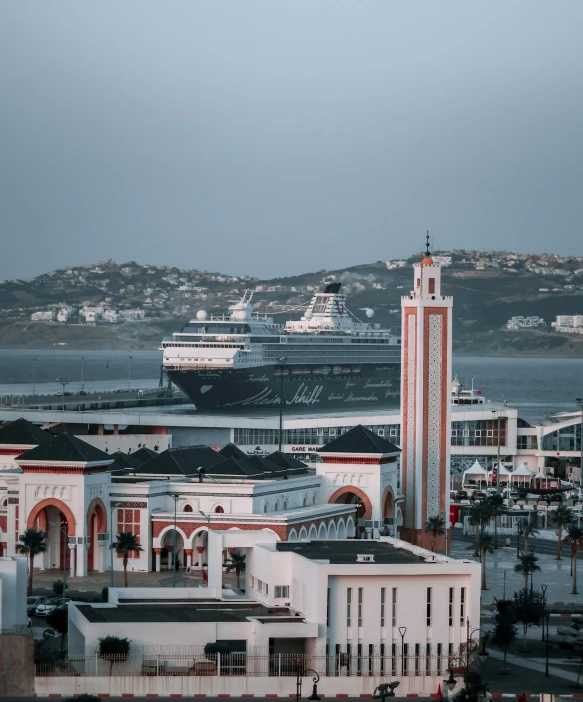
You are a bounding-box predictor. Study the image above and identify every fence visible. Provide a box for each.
[36,647,469,678]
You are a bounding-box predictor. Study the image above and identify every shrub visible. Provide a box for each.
[102,586,109,602]
[98,635,131,676]
[204,642,232,657]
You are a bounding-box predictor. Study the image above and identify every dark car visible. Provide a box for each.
[472,490,487,501]
[455,490,469,501]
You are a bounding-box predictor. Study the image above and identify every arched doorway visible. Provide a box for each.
[161,528,185,570]
[86,499,107,572]
[27,498,76,572]
[328,486,372,539]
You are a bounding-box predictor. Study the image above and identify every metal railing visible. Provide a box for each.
[36,647,465,678]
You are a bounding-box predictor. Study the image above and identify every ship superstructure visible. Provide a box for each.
[162,284,401,412]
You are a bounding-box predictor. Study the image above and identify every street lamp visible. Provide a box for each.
[81,356,86,392]
[541,584,549,677]
[398,626,407,677]
[576,398,583,489]
[200,510,211,582]
[109,502,119,588]
[278,357,287,452]
[294,660,320,702]
[56,377,70,411]
[170,493,180,587]
[48,521,68,607]
[32,357,38,396]
[128,356,133,391]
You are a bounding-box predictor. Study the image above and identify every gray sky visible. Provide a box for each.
[1,1,582,281]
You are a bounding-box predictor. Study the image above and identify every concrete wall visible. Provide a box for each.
[35,672,444,697]
[0,556,27,628]
[0,634,34,696]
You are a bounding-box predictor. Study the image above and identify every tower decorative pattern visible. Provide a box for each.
[426,314,442,518]
[405,313,416,529]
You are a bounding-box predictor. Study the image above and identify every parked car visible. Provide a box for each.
[471,490,487,502]
[27,596,45,616]
[35,598,70,617]
[455,490,469,501]
[486,487,499,496]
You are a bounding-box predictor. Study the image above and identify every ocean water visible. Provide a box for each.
[0,349,581,423]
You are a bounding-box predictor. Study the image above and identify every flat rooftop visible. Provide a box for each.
[76,602,302,624]
[276,540,424,565]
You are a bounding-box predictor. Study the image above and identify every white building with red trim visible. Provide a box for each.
[0,419,401,578]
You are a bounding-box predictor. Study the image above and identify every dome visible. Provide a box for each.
[421,256,434,266]
[196,310,208,320]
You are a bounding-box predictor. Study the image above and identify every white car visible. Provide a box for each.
[27,596,44,615]
[35,598,70,617]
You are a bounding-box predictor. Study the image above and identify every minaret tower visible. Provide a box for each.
[400,233,453,550]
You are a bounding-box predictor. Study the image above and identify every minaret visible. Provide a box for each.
[400,234,453,550]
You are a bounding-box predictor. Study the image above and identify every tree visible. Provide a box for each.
[225,551,246,590]
[18,528,48,596]
[563,525,583,594]
[98,635,131,676]
[479,532,495,590]
[551,505,574,560]
[110,532,143,587]
[512,588,545,651]
[514,552,541,592]
[487,494,505,548]
[521,520,539,554]
[424,516,445,550]
[52,579,68,597]
[469,503,491,556]
[46,606,68,651]
[490,598,517,673]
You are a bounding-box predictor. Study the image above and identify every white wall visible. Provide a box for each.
[0,556,27,628]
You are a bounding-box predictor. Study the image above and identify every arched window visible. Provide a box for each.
[264,504,268,513]
[303,496,308,507]
[184,504,193,512]
[214,506,224,513]
[312,494,317,505]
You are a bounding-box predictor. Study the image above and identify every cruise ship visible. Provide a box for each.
[161,284,401,413]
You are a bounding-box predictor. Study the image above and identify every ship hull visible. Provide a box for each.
[167,363,401,413]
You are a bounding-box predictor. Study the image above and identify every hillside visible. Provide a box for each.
[1,250,583,354]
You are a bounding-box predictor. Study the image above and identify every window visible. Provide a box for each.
[403,644,408,675]
[327,588,330,627]
[250,575,255,589]
[265,583,268,595]
[391,643,397,677]
[117,508,141,558]
[357,643,362,676]
[274,585,289,599]
[437,643,442,675]
[257,579,263,592]
[426,587,432,626]
[449,587,453,626]
[380,643,385,675]
[426,643,431,676]
[377,428,385,437]
[392,587,397,627]
[358,588,363,627]
[428,278,435,294]
[214,505,224,513]
[380,588,386,627]
[184,504,193,512]
[347,588,352,627]
[346,643,352,675]
[460,587,466,624]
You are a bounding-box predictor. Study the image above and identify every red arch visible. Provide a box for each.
[86,497,107,533]
[381,485,395,518]
[328,486,373,520]
[27,498,77,536]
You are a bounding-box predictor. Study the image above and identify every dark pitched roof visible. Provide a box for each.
[131,446,158,464]
[243,454,288,477]
[219,443,248,460]
[137,446,227,477]
[267,451,308,474]
[110,451,142,470]
[17,432,113,464]
[205,456,265,478]
[0,418,53,447]
[318,425,401,455]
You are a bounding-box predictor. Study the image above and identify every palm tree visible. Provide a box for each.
[514,552,541,592]
[225,551,246,590]
[479,532,495,590]
[518,518,539,555]
[487,494,505,548]
[550,505,574,560]
[110,532,143,587]
[18,528,47,595]
[424,516,445,550]
[469,503,491,556]
[563,525,583,594]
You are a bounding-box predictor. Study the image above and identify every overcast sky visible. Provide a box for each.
[1,1,582,281]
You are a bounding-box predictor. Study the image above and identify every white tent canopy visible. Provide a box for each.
[463,460,489,476]
[513,462,535,477]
